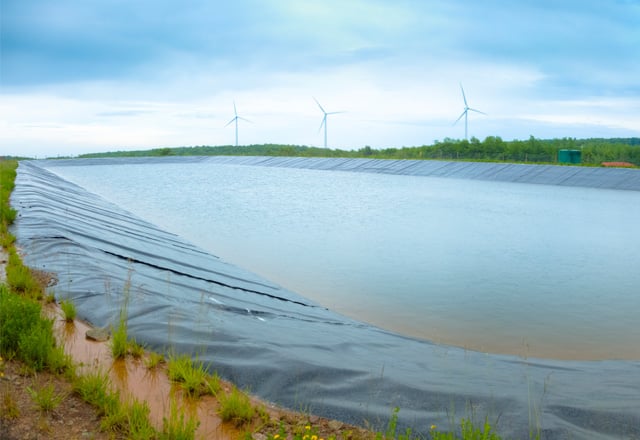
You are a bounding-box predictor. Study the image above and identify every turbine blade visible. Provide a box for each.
[313,97,326,114]
[225,117,236,127]
[233,101,238,117]
[468,108,487,115]
[453,110,466,125]
[238,116,252,123]
[327,111,346,115]
[460,83,468,107]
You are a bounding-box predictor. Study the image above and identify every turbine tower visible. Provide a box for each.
[313,97,344,148]
[454,84,486,140]
[225,102,250,147]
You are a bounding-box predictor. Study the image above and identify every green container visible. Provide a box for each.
[558,149,581,164]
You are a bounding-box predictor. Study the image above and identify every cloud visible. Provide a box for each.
[1,0,639,157]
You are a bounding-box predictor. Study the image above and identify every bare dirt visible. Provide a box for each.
[0,357,119,440]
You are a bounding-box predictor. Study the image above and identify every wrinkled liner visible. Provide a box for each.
[39,155,640,191]
[11,159,640,440]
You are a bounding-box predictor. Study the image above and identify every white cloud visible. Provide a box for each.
[1,0,639,157]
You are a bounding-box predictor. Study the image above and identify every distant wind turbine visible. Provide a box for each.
[453,83,486,140]
[313,97,344,148]
[224,102,250,147]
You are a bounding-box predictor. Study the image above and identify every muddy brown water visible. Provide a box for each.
[49,305,249,439]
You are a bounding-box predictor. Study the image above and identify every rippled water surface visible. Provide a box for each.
[48,161,640,359]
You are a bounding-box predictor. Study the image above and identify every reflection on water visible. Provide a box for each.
[49,162,640,360]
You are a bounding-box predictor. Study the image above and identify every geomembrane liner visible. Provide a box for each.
[10,158,640,439]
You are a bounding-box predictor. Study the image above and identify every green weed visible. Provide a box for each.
[144,351,165,370]
[128,338,145,359]
[0,285,42,356]
[0,160,17,228]
[0,231,15,248]
[5,249,43,299]
[167,353,216,397]
[126,399,156,440]
[375,407,413,440]
[427,418,502,440]
[27,382,67,412]
[110,316,128,359]
[59,299,77,322]
[17,317,55,372]
[73,369,117,414]
[0,387,20,419]
[205,370,222,396]
[47,344,74,376]
[160,398,199,440]
[218,386,255,427]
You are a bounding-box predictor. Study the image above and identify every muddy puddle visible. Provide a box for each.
[49,305,257,439]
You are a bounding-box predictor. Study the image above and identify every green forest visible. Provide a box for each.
[78,136,640,166]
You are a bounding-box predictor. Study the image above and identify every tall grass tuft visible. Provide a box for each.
[0,285,42,356]
[167,352,217,397]
[110,270,133,359]
[126,399,156,440]
[218,386,255,427]
[5,249,43,299]
[110,317,129,359]
[59,299,77,322]
[144,351,165,370]
[161,398,199,440]
[17,317,55,372]
[73,369,116,414]
[27,383,67,413]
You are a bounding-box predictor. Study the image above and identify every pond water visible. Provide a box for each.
[47,161,640,360]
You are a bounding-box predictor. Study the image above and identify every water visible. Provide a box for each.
[47,161,640,360]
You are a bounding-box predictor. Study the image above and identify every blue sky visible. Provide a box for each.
[1,0,639,157]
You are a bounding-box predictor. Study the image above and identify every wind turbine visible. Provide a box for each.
[224,102,250,147]
[454,83,486,140]
[313,97,344,147]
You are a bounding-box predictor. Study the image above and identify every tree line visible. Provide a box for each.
[78,137,640,166]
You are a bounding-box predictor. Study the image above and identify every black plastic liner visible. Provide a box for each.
[10,159,640,439]
[37,155,640,191]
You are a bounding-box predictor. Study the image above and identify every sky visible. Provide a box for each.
[1,0,639,158]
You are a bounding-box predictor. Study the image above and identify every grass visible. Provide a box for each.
[17,317,55,372]
[144,351,165,369]
[73,367,160,438]
[59,299,77,321]
[5,247,43,299]
[47,344,74,376]
[0,160,17,232]
[0,284,65,373]
[128,338,145,358]
[110,312,129,359]
[262,409,508,440]
[0,284,42,356]
[124,399,156,440]
[160,399,200,440]
[73,369,118,414]
[428,418,502,440]
[27,382,67,413]
[109,269,148,360]
[218,385,255,427]
[167,352,220,397]
[1,388,20,419]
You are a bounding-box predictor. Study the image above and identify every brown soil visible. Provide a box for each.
[1,358,120,440]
